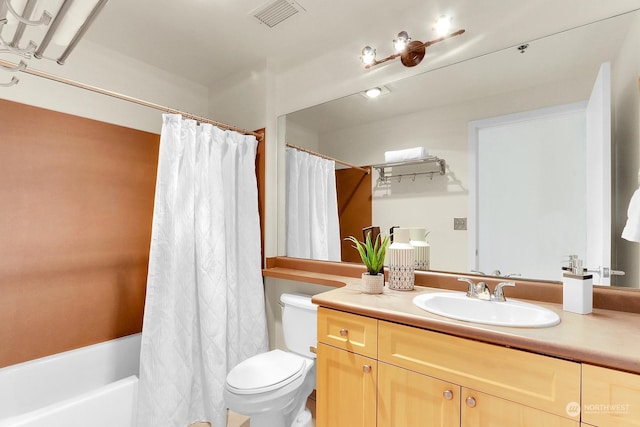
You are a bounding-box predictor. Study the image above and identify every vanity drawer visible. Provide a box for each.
[582,364,640,426]
[317,307,377,358]
[378,320,580,420]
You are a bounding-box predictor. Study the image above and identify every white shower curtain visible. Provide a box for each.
[137,115,268,427]
[286,147,341,261]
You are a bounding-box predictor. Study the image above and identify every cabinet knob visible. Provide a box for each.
[443,390,453,400]
[466,396,477,408]
[363,365,371,373]
[339,328,348,336]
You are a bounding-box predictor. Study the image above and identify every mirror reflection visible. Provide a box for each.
[282,10,640,288]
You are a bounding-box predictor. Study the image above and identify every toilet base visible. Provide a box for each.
[291,407,312,427]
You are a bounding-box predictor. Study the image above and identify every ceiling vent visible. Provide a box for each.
[252,0,305,28]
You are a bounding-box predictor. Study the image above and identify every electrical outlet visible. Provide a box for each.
[454,217,467,230]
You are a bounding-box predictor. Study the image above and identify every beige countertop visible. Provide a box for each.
[310,275,640,375]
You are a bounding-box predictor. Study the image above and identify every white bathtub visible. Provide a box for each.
[0,333,141,427]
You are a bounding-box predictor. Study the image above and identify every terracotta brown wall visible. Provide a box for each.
[336,167,372,262]
[0,99,159,368]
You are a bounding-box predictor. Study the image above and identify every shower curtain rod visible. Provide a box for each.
[0,58,263,140]
[286,143,370,174]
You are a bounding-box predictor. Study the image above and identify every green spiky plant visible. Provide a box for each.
[346,233,391,275]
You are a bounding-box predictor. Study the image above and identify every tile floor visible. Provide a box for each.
[189,395,316,427]
[189,410,250,427]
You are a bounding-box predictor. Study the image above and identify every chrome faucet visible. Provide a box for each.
[458,278,516,301]
[457,278,491,300]
[493,281,516,302]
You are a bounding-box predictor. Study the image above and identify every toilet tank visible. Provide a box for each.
[280,293,318,359]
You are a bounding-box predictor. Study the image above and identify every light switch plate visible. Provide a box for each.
[454,217,467,230]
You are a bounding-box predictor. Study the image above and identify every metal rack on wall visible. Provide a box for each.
[372,156,446,184]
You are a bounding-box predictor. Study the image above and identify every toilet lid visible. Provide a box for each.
[226,349,306,395]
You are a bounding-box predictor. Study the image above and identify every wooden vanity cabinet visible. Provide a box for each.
[378,320,581,422]
[461,389,578,426]
[317,307,582,426]
[316,308,378,427]
[378,361,460,427]
[581,364,640,426]
[316,342,377,427]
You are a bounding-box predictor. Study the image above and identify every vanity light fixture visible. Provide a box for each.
[361,16,465,69]
[435,15,452,36]
[393,31,411,52]
[361,46,376,66]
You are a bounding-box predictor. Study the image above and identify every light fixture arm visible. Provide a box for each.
[365,29,465,69]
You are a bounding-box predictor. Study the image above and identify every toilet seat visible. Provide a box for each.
[226,349,307,395]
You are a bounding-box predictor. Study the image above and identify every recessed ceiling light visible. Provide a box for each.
[365,87,382,98]
[361,86,391,99]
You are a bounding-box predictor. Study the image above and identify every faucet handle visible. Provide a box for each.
[493,281,516,302]
[457,277,477,297]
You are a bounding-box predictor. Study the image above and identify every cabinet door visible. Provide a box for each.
[461,389,579,427]
[582,364,640,426]
[316,343,377,427]
[378,362,460,427]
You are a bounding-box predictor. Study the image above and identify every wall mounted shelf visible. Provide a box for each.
[372,156,446,184]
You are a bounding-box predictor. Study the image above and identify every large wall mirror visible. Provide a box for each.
[279,9,640,288]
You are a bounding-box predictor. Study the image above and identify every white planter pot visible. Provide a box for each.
[362,272,384,294]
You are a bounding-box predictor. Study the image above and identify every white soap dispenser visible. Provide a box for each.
[562,256,593,314]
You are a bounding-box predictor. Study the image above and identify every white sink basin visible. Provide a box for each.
[412,292,560,328]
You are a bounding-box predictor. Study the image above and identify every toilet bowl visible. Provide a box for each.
[224,293,317,427]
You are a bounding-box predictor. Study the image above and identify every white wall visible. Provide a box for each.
[263,278,334,352]
[0,40,209,134]
[208,61,268,132]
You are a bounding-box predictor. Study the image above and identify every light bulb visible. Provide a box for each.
[361,46,376,66]
[365,87,382,98]
[393,31,410,52]
[435,15,452,36]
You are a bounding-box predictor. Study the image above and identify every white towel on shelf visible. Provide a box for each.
[622,189,640,242]
[384,147,428,163]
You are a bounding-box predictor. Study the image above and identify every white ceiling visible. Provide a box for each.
[286,9,638,133]
[82,0,640,87]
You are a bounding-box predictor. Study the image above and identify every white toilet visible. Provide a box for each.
[224,293,318,427]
